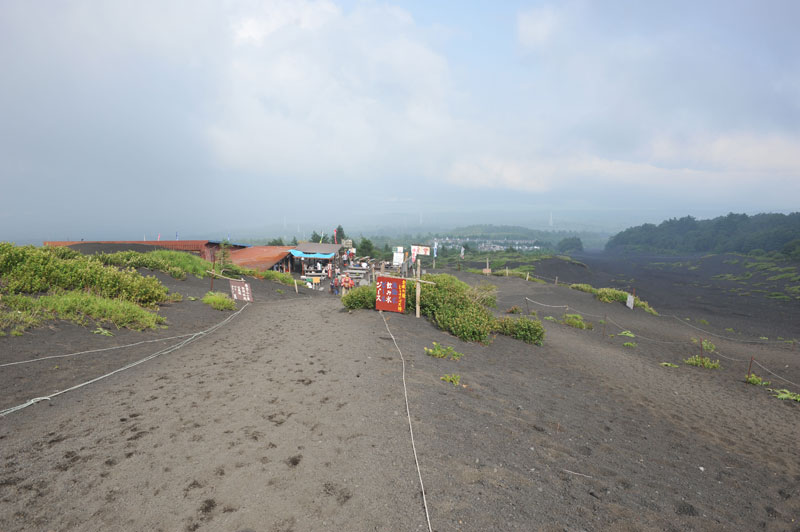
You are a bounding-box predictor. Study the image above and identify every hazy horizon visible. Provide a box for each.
[3,1,798,245]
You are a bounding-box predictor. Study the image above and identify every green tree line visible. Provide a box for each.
[606,212,800,258]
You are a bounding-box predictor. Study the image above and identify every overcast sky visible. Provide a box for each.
[2,0,798,243]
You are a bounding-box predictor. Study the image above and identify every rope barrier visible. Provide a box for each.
[380,311,434,532]
[666,315,793,345]
[0,333,197,368]
[752,359,800,389]
[525,296,798,389]
[0,303,250,418]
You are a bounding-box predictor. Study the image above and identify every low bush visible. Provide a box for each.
[342,285,376,310]
[495,316,545,345]
[202,291,236,311]
[1,243,168,306]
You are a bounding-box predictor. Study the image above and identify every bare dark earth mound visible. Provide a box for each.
[1,253,798,531]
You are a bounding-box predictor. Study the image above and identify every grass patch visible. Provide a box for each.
[0,291,166,333]
[684,355,720,369]
[660,362,679,368]
[562,313,592,330]
[569,283,658,315]
[622,342,637,348]
[202,291,236,311]
[618,330,636,338]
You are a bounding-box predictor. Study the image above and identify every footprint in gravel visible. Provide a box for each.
[675,501,698,516]
[323,481,352,505]
[285,455,302,468]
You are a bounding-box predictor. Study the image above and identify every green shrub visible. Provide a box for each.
[406,274,497,343]
[618,330,636,338]
[202,291,236,311]
[0,244,169,306]
[342,284,376,310]
[622,342,637,348]
[495,316,545,345]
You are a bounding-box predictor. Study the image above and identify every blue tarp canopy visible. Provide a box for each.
[289,249,335,259]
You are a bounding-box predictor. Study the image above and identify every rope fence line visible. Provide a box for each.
[523,296,798,391]
[752,359,800,389]
[665,315,794,345]
[0,293,314,370]
[0,303,250,418]
[380,311,434,532]
[0,333,197,368]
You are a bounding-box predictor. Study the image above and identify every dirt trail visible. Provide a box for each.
[0,296,426,531]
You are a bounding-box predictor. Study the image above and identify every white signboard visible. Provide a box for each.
[394,246,404,253]
[392,252,404,266]
[411,245,430,256]
[626,294,635,310]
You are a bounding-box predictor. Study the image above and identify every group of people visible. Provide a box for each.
[326,263,355,295]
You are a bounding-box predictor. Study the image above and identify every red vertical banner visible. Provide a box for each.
[375,276,406,313]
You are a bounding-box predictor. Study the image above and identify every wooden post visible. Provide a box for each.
[699,338,704,357]
[746,357,754,380]
[294,280,298,294]
[602,314,607,337]
[526,272,529,281]
[555,276,558,286]
[210,256,215,291]
[506,267,509,276]
[415,258,421,319]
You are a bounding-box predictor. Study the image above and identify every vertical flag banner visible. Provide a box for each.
[460,246,465,259]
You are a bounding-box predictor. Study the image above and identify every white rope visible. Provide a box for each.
[380,311,433,532]
[0,303,249,418]
[0,333,197,368]
[667,315,793,345]
[524,297,568,309]
[752,359,800,389]
[604,317,686,345]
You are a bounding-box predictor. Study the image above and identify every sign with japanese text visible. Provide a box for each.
[626,294,635,310]
[375,276,406,313]
[229,280,253,302]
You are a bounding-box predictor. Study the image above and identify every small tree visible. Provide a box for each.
[290,236,298,246]
[335,225,347,242]
[267,237,285,246]
[557,237,583,253]
[359,237,375,256]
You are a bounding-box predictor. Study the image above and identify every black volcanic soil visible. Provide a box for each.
[1,252,798,531]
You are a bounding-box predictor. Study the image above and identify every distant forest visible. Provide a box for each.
[606,212,800,257]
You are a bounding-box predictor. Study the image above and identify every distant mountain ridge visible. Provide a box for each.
[606,212,800,256]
